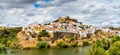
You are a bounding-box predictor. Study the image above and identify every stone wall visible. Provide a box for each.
[52,32,80,40]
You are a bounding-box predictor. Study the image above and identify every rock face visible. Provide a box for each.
[53,32,80,40]
[17,31,37,48]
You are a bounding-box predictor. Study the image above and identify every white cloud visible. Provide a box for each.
[0,0,120,27]
[0,0,39,8]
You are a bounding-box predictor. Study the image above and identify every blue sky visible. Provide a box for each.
[44,0,53,2]
[34,3,40,8]
[34,0,53,8]
[0,0,120,27]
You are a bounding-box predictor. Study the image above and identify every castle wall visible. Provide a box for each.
[52,32,80,40]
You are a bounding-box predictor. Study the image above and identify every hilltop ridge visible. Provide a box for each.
[54,16,78,23]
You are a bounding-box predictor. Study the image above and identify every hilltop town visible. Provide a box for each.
[16,16,120,48]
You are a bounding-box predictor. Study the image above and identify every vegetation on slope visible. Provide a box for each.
[0,27,21,53]
[88,36,120,55]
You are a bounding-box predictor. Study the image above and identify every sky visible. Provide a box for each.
[0,0,120,27]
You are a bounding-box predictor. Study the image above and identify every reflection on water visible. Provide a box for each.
[1,46,89,55]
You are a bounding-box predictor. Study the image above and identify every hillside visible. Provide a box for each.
[0,27,22,38]
[0,27,22,49]
[16,16,119,48]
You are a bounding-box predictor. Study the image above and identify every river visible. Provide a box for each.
[1,46,90,55]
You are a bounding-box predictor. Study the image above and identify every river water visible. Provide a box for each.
[2,46,90,55]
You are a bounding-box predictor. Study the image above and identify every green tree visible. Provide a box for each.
[111,36,120,43]
[0,29,10,38]
[38,30,49,41]
[87,39,110,55]
[109,41,120,55]
[88,47,108,55]
[38,30,49,37]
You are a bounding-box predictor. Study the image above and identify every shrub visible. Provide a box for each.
[83,41,89,46]
[94,39,110,50]
[37,41,49,48]
[57,40,68,48]
[0,29,10,38]
[111,36,120,43]
[87,39,110,55]
[109,41,120,55]
[88,47,108,55]
[1,39,7,45]
[70,37,74,41]
[0,47,6,54]
[69,42,78,47]
[38,30,49,41]
[87,36,120,55]
[38,30,49,37]
[0,43,6,53]
[1,38,12,47]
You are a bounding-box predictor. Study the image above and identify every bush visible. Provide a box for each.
[111,36,120,43]
[69,42,78,47]
[94,39,110,50]
[0,43,6,53]
[37,41,49,48]
[109,41,120,55]
[87,39,110,55]
[0,29,10,38]
[57,40,68,48]
[70,37,75,41]
[87,36,120,55]
[88,47,108,55]
[0,47,6,52]
[1,38,12,47]
[83,41,89,46]
[38,30,49,37]
[38,30,49,41]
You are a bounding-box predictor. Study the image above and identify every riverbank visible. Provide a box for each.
[1,46,90,55]
[17,29,116,49]
[0,26,117,49]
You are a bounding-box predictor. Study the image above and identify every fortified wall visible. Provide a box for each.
[52,32,80,40]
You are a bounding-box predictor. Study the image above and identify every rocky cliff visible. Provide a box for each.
[17,31,37,48]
